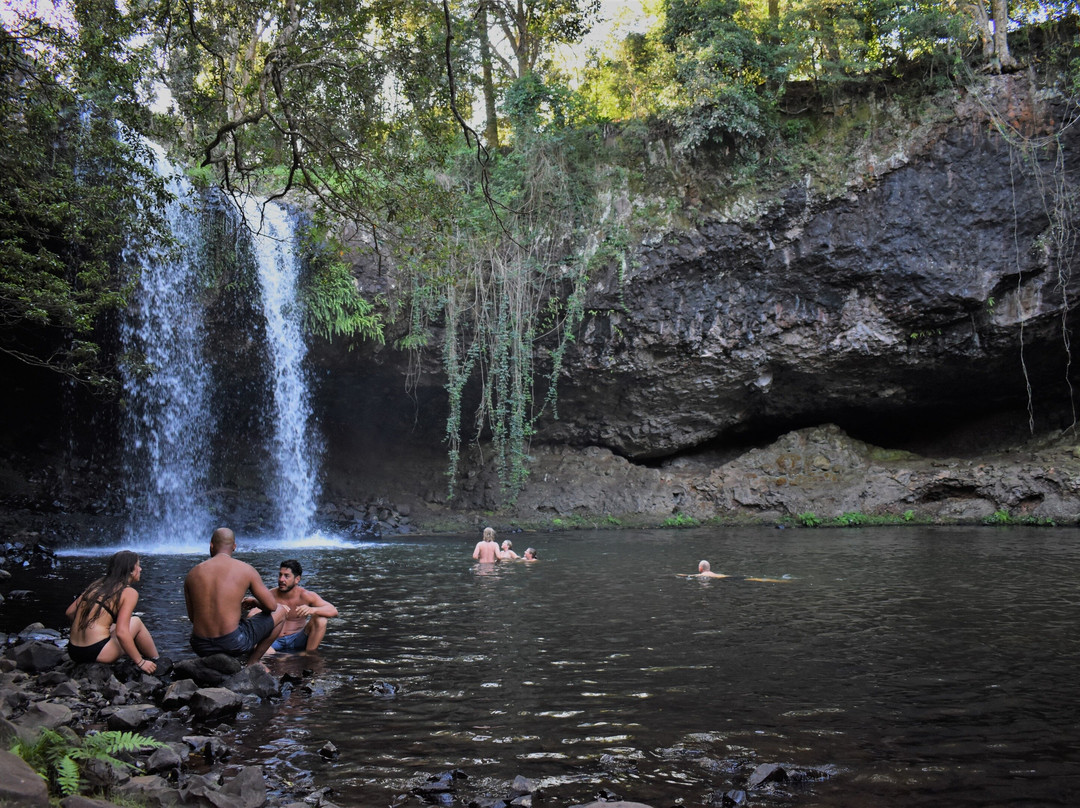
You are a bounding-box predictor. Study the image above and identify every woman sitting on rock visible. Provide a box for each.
[65,550,158,674]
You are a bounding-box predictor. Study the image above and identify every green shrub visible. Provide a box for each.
[797,512,822,527]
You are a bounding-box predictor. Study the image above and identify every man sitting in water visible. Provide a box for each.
[263,559,339,654]
[184,527,287,665]
[473,527,500,563]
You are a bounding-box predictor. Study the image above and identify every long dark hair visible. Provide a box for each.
[75,550,139,631]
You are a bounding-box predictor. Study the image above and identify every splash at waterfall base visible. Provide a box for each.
[2,420,1080,549]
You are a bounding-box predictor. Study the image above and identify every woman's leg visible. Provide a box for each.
[130,615,159,659]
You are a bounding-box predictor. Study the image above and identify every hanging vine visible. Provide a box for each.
[965,66,1080,434]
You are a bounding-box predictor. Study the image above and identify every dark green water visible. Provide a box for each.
[6,526,1079,807]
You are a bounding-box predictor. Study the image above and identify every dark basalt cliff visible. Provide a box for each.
[315,73,1080,526]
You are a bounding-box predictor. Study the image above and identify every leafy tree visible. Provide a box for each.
[0,9,168,389]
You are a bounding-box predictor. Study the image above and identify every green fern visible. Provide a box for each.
[11,727,164,796]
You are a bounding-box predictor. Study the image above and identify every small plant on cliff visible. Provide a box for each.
[11,727,164,797]
[984,508,1014,525]
[662,513,698,527]
[836,511,869,527]
[797,512,823,527]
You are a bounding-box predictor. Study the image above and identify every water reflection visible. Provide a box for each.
[4,527,1080,807]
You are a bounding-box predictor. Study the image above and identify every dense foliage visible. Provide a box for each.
[1,0,1078,497]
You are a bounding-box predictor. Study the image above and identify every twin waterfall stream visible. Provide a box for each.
[119,145,319,551]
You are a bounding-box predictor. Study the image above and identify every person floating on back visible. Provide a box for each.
[184,527,287,666]
[263,559,338,655]
[472,527,500,563]
[66,550,159,674]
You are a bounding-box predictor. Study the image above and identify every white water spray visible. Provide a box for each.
[241,197,320,542]
[120,143,212,548]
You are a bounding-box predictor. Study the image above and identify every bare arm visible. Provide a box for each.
[65,594,81,623]
[247,567,279,613]
[114,587,155,670]
[472,542,482,560]
[292,589,338,620]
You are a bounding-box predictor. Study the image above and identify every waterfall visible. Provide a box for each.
[119,144,320,549]
[120,143,212,548]
[240,197,320,543]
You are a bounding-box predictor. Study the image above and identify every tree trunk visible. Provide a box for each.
[478,1,499,149]
[991,0,1017,71]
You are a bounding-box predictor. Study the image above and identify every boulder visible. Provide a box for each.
[15,700,72,731]
[160,679,199,708]
[223,665,279,698]
[219,765,267,808]
[0,748,50,806]
[106,703,161,731]
[188,687,242,722]
[112,774,180,808]
[13,640,66,672]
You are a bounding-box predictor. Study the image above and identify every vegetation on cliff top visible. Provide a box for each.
[1,1,1078,499]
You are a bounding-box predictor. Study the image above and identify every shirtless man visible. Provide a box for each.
[265,559,338,654]
[692,560,729,579]
[500,540,520,560]
[184,527,287,665]
[472,527,500,563]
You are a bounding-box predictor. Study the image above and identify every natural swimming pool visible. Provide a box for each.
[9,525,1080,807]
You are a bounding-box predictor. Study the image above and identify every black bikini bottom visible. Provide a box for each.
[68,636,110,664]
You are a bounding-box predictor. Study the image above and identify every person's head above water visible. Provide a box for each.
[483,527,495,542]
[523,547,538,560]
[698,560,711,573]
[501,540,512,550]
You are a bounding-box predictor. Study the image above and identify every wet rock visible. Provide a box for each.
[161,678,199,708]
[17,623,63,643]
[746,762,786,789]
[319,740,338,759]
[183,734,232,763]
[510,775,535,795]
[174,655,242,687]
[106,702,161,731]
[13,639,66,671]
[0,748,51,806]
[60,795,124,808]
[369,680,400,697]
[50,679,80,699]
[146,742,188,775]
[114,773,181,807]
[707,790,747,806]
[189,687,243,721]
[81,755,132,791]
[223,665,279,698]
[219,765,267,808]
[569,802,654,808]
[15,699,72,730]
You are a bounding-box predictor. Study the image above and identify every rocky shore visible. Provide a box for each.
[0,626,838,808]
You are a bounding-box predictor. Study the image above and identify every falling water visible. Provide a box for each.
[120,143,320,549]
[120,143,212,548]
[240,197,320,543]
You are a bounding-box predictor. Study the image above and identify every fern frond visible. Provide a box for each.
[56,755,81,796]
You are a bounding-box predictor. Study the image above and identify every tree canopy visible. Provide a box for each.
[1,0,1078,496]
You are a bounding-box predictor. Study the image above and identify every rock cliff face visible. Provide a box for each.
[315,73,1080,525]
